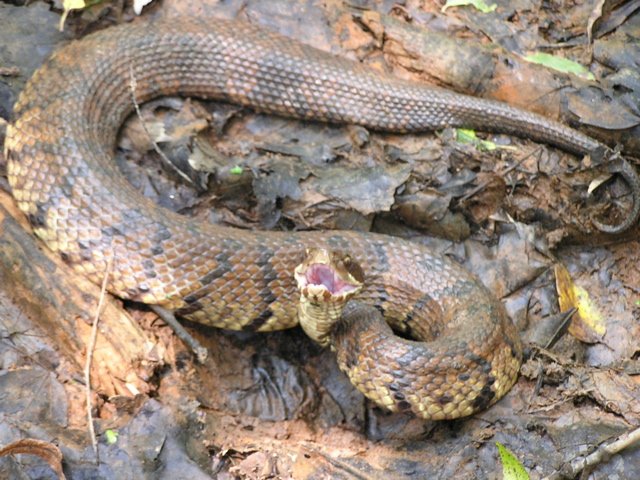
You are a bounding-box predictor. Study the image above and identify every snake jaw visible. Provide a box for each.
[294,248,363,304]
[298,264,362,304]
[294,248,364,347]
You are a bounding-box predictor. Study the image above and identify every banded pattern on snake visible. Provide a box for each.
[6,16,616,419]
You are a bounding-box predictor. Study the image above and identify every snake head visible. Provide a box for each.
[294,248,364,304]
[294,248,364,347]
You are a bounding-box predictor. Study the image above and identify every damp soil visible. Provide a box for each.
[1,1,640,479]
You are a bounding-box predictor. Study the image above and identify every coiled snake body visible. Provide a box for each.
[7,17,611,419]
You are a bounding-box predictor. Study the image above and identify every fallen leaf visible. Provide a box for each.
[313,164,412,215]
[587,172,615,195]
[62,0,85,9]
[496,442,529,480]
[455,128,516,151]
[588,370,640,424]
[60,0,86,31]
[523,52,595,81]
[554,263,606,343]
[104,429,119,445]
[133,0,154,15]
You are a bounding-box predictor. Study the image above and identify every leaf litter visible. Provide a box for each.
[1,0,640,478]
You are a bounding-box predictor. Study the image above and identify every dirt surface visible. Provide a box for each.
[1,1,640,479]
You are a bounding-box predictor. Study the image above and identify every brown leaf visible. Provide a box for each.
[461,172,506,224]
[587,370,640,425]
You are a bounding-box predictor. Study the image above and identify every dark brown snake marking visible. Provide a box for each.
[5,17,634,419]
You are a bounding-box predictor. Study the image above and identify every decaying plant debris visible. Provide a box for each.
[0,0,639,478]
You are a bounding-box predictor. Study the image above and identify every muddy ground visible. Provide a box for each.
[1,0,640,479]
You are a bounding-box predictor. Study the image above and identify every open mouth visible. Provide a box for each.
[294,248,365,302]
[302,263,360,296]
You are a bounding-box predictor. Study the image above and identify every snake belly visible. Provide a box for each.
[6,16,608,419]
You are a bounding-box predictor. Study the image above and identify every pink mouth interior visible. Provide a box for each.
[306,264,354,295]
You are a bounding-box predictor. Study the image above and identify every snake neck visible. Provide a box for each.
[297,295,349,347]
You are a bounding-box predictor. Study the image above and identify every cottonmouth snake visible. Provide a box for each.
[5,16,631,419]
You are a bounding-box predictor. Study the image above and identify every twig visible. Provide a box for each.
[85,252,115,464]
[527,308,576,408]
[458,147,540,203]
[151,305,208,363]
[128,65,195,186]
[0,66,20,76]
[543,425,640,479]
[544,307,577,350]
[301,445,375,480]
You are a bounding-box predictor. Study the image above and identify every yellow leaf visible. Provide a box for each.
[63,0,86,8]
[59,0,86,31]
[554,263,606,343]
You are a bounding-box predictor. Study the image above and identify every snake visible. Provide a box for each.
[4,16,637,420]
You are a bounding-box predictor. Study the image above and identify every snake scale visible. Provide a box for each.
[5,16,617,419]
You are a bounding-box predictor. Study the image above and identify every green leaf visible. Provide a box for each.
[456,128,482,144]
[455,128,518,151]
[229,165,244,175]
[104,429,119,445]
[442,0,497,13]
[455,128,493,151]
[523,52,595,81]
[496,442,529,480]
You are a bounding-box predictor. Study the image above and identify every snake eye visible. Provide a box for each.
[342,256,364,283]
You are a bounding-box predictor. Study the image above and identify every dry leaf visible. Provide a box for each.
[554,263,606,343]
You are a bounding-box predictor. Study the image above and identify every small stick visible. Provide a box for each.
[543,425,640,480]
[543,307,577,350]
[527,308,576,407]
[85,252,115,464]
[458,147,540,203]
[128,65,195,186]
[151,305,208,364]
[300,445,374,480]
